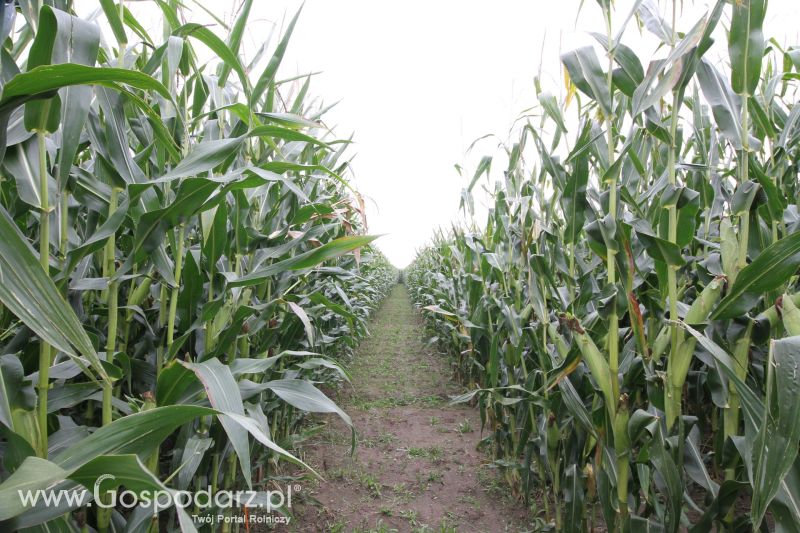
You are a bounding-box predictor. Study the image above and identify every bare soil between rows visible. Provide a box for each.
[275,285,532,532]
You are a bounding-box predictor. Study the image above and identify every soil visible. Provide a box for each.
[277,285,533,532]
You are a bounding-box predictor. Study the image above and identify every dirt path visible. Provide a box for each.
[287,285,531,532]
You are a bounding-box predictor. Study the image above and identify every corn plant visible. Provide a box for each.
[408,0,800,530]
[0,1,395,531]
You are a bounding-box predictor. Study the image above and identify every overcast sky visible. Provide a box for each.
[244,0,800,267]
[79,0,800,267]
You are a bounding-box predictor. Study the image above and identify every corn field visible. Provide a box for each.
[407,0,800,531]
[3,0,800,532]
[0,1,397,531]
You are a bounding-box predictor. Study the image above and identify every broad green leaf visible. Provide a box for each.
[63,199,130,276]
[73,455,198,532]
[257,111,323,130]
[201,201,228,268]
[712,230,800,319]
[696,59,743,150]
[0,457,68,521]
[228,235,379,287]
[23,6,68,133]
[128,178,219,262]
[561,153,588,244]
[0,356,36,430]
[630,15,706,116]
[591,34,643,97]
[0,406,211,521]
[174,23,249,96]
[262,379,352,427]
[53,405,213,471]
[728,0,766,95]
[159,137,245,181]
[649,428,683,533]
[561,46,612,116]
[467,155,492,192]
[155,362,202,407]
[250,124,329,147]
[0,65,171,114]
[0,205,107,381]
[177,435,213,489]
[180,359,252,488]
[749,336,800,528]
[2,137,53,208]
[308,291,357,322]
[23,5,100,176]
[287,301,315,346]
[224,412,320,477]
[636,0,674,45]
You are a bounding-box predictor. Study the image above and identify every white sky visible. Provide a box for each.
[244,0,800,267]
[78,0,800,267]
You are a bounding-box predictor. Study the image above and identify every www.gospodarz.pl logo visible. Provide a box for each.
[16,474,295,515]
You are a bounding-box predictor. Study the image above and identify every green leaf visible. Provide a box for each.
[749,336,800,528]
[649,426,683,533]
[2,137,53,209]
[0,406,213,521]
[249,124,329,147]
[155,362,202,407]
[22,5,100,167]
[467,156,492,192]
[561,153,588,244]
[99,0,127,47]
[251,7,302,106]
[0,205,107,382]
[174,23,249,96]
[256,111,323,130]
[224,412,320,477]
[1,64,171,114]
[201,201,228,268]
[636,0,674,45]
[64,199,130,276]
[539,91,569,131]
[770,458,800,532]
[308,291,357,322]
[228,235,379,287]
[22,6,69,133]
[728,0,766,95]
[712,230,800,319]
[0,356,36,430]
[53,405,212,471]
[561,46,612,116]
[179,359,252,488]
[749,156,785,223]
[287,301,315,346]
[159,137,246,181]
[0,457,68,521]
[591,34,644,98]
[696,59,743,150]
[217,0,252,86]
[128,178,219,263]
[262,379,352,427]
[563,464,585,532]
[630,15,706,116]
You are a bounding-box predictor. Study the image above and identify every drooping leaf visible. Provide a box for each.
[0,205,107,381]
[1,65,171,115]
[228,235,379,287]
[561,46,613,116]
